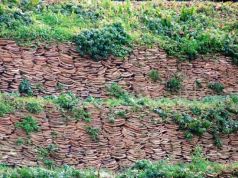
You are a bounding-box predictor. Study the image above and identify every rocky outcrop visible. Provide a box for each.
[0,39,237,99]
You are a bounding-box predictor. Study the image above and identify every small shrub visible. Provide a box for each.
[191,107,202,116]
[72,107,91,122]
[55,92,78,110]
[0,101,13,117]
[148,69,160,82]
[108,109,127,123]
[85,126,100,141]
[106,83,128,99]
[53,3,101,21]
[180,7,196,21]
[37,144,58,168]
[19,79,33,96]
[26,102,43,114]
[106,83,134,105]
[208,82,224,94]
[75,23,132,61]
[166,75,183,92]
[180,38,199,60]
[172,108,238,147]
[43,159,55,169]
[203,108,238,147]
[195,79,202,89]
[16,137,24,146]
[223,36,238,65]
[0,9,32,29]
[115,110,127,118]
[173,113,211,138]
[144,16,174,37]
[15,116,39,135]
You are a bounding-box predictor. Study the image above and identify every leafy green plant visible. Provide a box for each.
[25,102,43,114]
[50,131,58,139]
[108,109,127,123]
[0,100,13,117]
[115,110,127,118]
[195,79,202,89]
[180,7,196,21]
[148,69,160,82]
[37,144,58,158]
[72,107,91,122]
[16,137,24,146]
[106,83,134,105]
[55,92,78,110]
[191,107,202,116]
[203,108,238,147]
[208,82,224,94]
[166,75,183,92]
[85,126,100,141]
[43,159,55,169]
[19,79,33,96]
[173,113,211,139]
[50,3,101,21]
[15,116,39,135]
[0,7,32,29]
[107,83,128,99]
[223,36,238,65]
[5,0,41,11]
[144,16,174,37]
[172,107,238,147]
[180,38,199,60]
[75,23,132,60]
[37,144,58,168]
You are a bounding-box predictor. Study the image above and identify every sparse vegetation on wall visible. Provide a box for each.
[0,148,237,178]
[166,75,183,92]
[15,116,40,135]
[19,79,33,96]
[148,69,160,82]
[208,82,224,94]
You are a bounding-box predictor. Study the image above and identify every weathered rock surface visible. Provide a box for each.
[0,40,238,170]
[0,105,237,170]
[0,40,237,98]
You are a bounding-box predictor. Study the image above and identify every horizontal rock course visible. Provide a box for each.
[0,40,237,98]
[0,105,238,170]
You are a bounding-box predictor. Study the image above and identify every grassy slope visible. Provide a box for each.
[1,91,238,116]
[0,0,237,60]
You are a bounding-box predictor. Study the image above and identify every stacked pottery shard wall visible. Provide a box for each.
[0,39,238,170]
[0,39,238,98]
[0,105,238,170]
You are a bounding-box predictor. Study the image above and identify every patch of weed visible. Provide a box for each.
[15,116,39,135]
[85,126,100,141]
